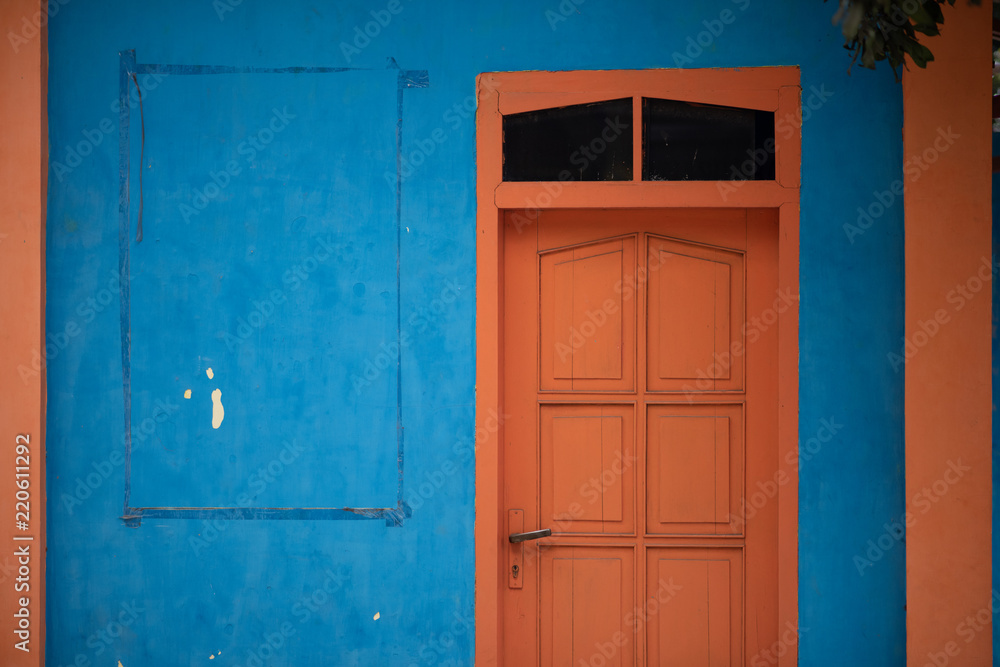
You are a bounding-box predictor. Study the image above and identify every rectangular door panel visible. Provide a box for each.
[540,404,635,534]
[541,546,636,667]
[540,237,636,392]
[646,236,744,393]
[646,403,744,535]
[646,548,743,667]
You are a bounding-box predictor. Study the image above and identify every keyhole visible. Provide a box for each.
[512,564,519,579]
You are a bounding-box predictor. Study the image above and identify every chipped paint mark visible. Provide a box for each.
[373,611,380,620]
[209,656,214,660]
[184,389,192,399]
[118,662,124,667]
[211,389,225,429]
[206,367,214,379]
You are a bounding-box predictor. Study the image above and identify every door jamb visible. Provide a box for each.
[474,67,801,666]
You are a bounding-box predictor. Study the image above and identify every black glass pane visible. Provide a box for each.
[503,98,633,181]
[642,98,775,181]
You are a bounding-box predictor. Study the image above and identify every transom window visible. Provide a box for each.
[502,96,775,182]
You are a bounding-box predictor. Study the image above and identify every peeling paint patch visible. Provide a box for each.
[211,389,225,429]
[373,611,380,620]
[184,389,192,399]
[206,367,214,379]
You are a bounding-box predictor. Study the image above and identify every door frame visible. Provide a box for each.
[475,67,801,666]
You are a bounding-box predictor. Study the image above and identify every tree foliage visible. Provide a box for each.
[829,0,981,78]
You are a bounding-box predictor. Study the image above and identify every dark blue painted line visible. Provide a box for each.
[124,506,409,525]
[135,64,384,75]
[394,67,405,518]
[393,68,427,526]
[119,50,135,515]
[119,54,427,528]
[123,504,410,527]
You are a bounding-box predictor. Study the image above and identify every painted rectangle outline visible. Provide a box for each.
[117,50,428,526]
[475,67,800,666]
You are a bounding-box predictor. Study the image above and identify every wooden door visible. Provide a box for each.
[501,208,779,666]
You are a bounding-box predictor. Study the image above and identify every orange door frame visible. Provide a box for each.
[475,67,802,666]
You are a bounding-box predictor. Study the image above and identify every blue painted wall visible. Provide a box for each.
[45,1,905,664]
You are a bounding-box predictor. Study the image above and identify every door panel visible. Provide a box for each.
[647,548,743,666]
[502,208,777,666]
[540,237,637,392]
[646,236,745,393]
[646,403,744,535]
[540,404,636,534]
[541,546,636,667]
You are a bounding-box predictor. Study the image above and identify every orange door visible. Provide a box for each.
[502,208,779,666]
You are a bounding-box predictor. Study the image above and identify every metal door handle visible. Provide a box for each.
[508,528,551,543]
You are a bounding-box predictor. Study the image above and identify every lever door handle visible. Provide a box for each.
[508,528,552,543]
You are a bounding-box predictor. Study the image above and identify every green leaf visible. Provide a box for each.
[901,38,935,67]
[925,0,945,23]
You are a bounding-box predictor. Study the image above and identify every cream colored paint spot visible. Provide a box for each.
[209,657,214,661]
[206,367,214,379]
[183,389,192,399]
[211,389,225,429]
[373,611,380,620]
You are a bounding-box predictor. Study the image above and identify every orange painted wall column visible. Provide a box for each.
[0,0,46,665]
[903,4,991,665]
